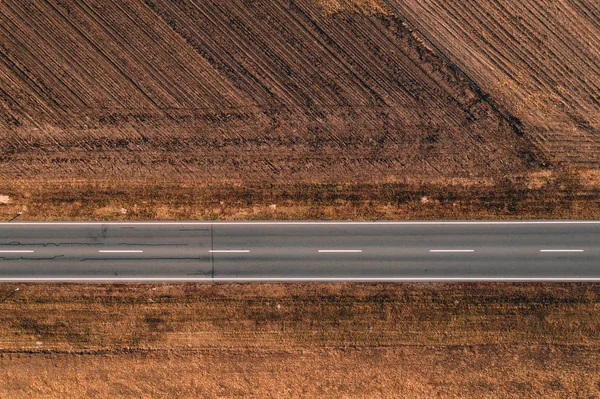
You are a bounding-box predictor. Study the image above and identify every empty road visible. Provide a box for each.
[0,221,599,282]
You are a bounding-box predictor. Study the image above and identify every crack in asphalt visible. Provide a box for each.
[0,242,190,247]
[0,255,65,260]
[186,271,212,276]
[113,243,190,246]
[79,257,205,261]
[2,242,103,247]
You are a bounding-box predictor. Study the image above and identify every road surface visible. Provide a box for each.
[0,221,599,282]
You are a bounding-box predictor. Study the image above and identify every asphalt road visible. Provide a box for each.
[0,221,599,281]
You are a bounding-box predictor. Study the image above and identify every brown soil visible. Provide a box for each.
[386,0,600,166]
[3,1,599,218]
[1,0,541,185]
[1,283,600,397]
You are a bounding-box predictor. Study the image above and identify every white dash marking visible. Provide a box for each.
[99,250,144,253]
[318,250,363,253]
[540,249,584,253]
[0,250,34,253]
[209,250,250,253]
[430,250,474,253]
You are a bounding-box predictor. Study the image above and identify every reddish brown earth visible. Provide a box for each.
[3,1,600,219]
[387,0,600,167]
[0,0,542,185]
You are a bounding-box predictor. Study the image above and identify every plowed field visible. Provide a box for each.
[386,0,600,166]
[0,0,540,184]
[1,0,599,218]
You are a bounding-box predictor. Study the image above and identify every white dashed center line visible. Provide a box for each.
[0,250,34,253]
[430,250,474,253]
[540,249,584,253]
[318,250,362,253]
[99,250,144,253]
[209,250,250,253]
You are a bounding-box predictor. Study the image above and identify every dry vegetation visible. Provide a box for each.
[0,168,598,220]
[1,283,600,397]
